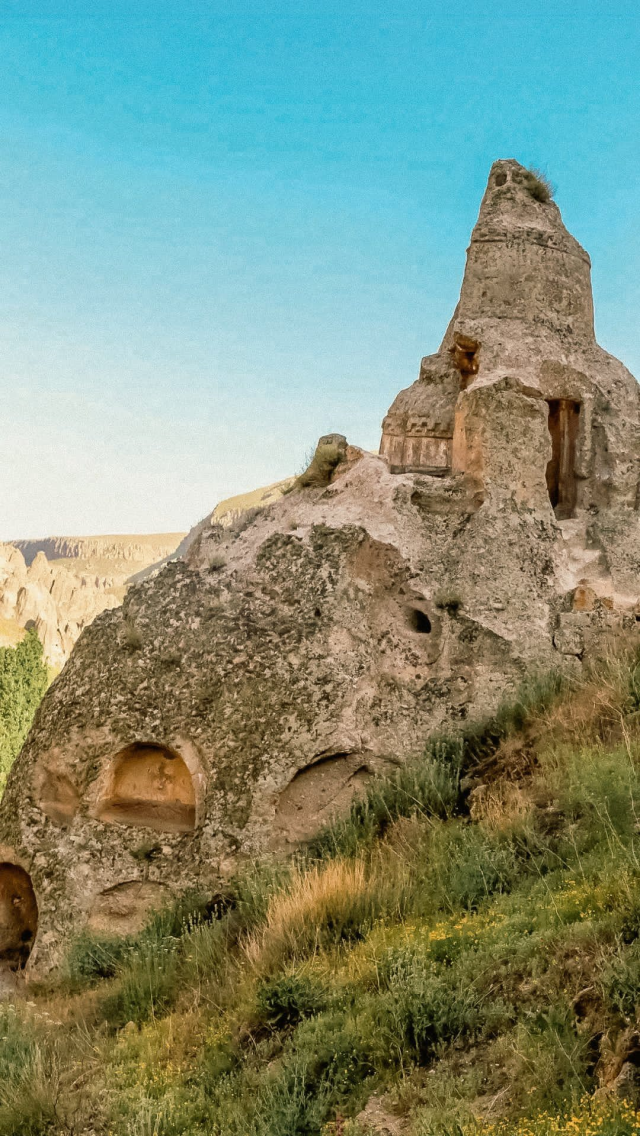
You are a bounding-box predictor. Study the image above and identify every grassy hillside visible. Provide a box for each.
[6,640,640,1134]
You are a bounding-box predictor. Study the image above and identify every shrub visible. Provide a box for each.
[65,892,214,1000]
[296,443,344,490]
[100,937,181,1028]
[0,628,48,791]
[230,507,264,535]
[603,938,640,1020]
[0,1008,62,1136]
[122,619,143,651]
[255,972,326,1030]
[418,824,528,914]
[493,1008,594,1116]
[208,554,227,572]
[523,167,555,203]
[434,589,463,614]
[65,929,132,984]
[540,744,640,850]
[378,947,489,1063]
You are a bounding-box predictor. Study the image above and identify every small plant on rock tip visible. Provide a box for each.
[523,166,555,203]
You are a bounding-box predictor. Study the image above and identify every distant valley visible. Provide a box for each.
[0,478,292,668]
[0,532,185,667]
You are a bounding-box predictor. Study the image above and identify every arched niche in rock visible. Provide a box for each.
[0,864,38,971]
[271,752,372,849]
[34,766,80,826]
[95,743,196,834]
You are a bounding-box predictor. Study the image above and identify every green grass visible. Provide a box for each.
[6,646,640,1134]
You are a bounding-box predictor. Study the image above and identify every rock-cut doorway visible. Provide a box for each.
[546,399,580,519]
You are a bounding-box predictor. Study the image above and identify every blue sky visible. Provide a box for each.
[1,2,639,538]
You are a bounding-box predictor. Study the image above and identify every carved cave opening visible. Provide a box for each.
[0,864,38,971]
[407,607,432,634]
[96,743,196,833]
[546,399,580,519]
[271,753,372,848]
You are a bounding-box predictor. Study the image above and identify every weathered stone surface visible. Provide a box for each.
[3,159,640,973]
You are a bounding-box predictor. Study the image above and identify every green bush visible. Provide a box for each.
[64,929,132,984]
[255,972,326,1030]
[0,1007,61,1136]
[378,947,490,1062]
[603,938,640,1020]
[0,628,48,792]
[100,938,181,1029]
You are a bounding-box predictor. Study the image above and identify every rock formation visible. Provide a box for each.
[2,159,640,977]
[0,534,185,667]
[130,478,294,583]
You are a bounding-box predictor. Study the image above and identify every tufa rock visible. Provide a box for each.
[3,159,640,973]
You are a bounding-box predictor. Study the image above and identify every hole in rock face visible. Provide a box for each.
[449,333,480,387]
[96,743,196,833]
[407,607,432,634]
[546,399,580,519]
[0,865,38,971]
[494,171,508,186]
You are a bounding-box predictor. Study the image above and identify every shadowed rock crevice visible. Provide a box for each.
[35,766,81,826]
[0,864,38,972]
[88,880,171,936]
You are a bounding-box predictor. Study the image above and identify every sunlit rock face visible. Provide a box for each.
[3,159,640,975]
[381,160,640,535]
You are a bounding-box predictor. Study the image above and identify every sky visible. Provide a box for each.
[1,2,639,539]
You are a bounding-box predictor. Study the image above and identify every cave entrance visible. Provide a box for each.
[0,864,38,971]
[96,743,196,833]
[546,399,580,519]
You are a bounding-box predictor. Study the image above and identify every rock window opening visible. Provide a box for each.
[546,399,580,519]
[0,864,38,971]
[407,608,432,634]
[96,743,196,834]
[449,334,480,388]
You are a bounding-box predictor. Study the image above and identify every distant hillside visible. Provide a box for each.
[13,533,185,568]
[1,533,185,667]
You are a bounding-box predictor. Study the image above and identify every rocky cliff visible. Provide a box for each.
[3,160,640,975]
[13,534,185,568]
[130,479,293,583]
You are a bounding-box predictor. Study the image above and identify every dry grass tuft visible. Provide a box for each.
[243,856,406,975]
[523,167,555,203]
[539,637,640,751]
[469,781,532,832]
[121,619,143,652]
